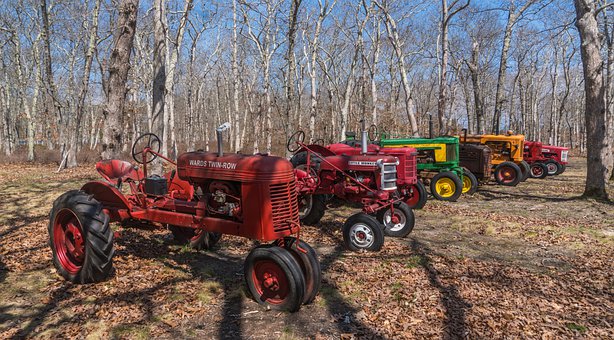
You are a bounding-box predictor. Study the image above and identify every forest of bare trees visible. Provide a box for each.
[0,0,612,197]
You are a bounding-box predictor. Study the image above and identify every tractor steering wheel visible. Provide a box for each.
[368,124,379,142]
[287,130,305,153]
[132,133,161,164]
[312,138,325,146]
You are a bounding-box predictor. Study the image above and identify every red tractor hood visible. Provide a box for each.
[541,145,568,152]
[327,142,381,155]
[177,152,295,184]
[319,154,398,172]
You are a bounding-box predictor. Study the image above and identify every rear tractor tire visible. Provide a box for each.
[529,163,548,179]
[244,245,306,312]
[49,190,114,283]
[544,160,562,176]
[403,181,427,210]
[430,171,463,202]
[461,170,478,195]
[494,162,522,186]
[170,226,222,251]
[342,213,384,252]
[376,202,415,238]
[298,194,327,225]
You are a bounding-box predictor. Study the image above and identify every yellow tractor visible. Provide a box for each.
[459,131,529,187]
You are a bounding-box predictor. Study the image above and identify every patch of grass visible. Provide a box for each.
[197,281,222,304]
[110,324,150,340]
[280,325,299,340]
[565,322,587,333]
[405,255,426,268]
[226,286,246,301]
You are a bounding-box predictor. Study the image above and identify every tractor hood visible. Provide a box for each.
[177,151,295,184]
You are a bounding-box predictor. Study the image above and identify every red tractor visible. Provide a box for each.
[48,124,320,312]
[523,141,569,176]
[293,123,425,210]
[288,125,415,252]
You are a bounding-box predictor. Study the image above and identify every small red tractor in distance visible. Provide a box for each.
[523,141,569,177]
[288,125,415,252]
[48,123,321,312]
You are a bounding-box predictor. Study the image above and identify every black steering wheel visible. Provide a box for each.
[132,133,161,164]
[287,130,305,153]
[368,124,379,142]
[312,138,325,145]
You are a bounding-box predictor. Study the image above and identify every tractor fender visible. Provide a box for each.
[81,181,132,211]
[296,144,336,158]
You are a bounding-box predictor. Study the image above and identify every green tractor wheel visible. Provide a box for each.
[461,170,478,195]
[430,172,463,202]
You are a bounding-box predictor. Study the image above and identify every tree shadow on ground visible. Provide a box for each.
[7,220,388,339]
[409,238,471,339]
[478,189,583,202]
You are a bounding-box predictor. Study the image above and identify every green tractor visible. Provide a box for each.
[379,135,475,201]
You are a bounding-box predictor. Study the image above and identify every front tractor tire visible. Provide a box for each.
[430,171,463,201]
[376,202,415,238]
[519,161,531,182]
[403,181,427,210]
[461,170,478,195]
[244,245,306,312]
[494,162,522,186]
[298,194,326,225]
[279,237,322,305]
[49,190,114,283]
[343,213,384,252]
[530,163,548,179]
[170,226,222,251]
[544,160,562,176]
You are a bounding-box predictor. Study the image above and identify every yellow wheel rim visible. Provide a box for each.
[435,178,456,198]
[462,176,472,194]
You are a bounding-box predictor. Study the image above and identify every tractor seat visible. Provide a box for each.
[96,160,143,185]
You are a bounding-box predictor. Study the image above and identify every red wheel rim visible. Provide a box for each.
[190,228,203,242]
[497,166,516,183]
[404,185,420,207]
[251,260,290,305]
[53,209,85,275]
[532,166,543,177]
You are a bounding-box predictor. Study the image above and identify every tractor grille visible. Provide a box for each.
[379,162,398,191]
[404,153,417,180]
[446,144,457,162]
[483,151,493,178]
[269,181,300,233]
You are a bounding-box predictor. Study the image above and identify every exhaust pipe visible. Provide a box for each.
[360,119,368,155]
[462,128,467,144]
[216,122,231,157]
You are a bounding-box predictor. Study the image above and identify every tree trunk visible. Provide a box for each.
[284,0,301,157]
[66,0,101,168]
[574,0,610,199]
[101,0,139,159]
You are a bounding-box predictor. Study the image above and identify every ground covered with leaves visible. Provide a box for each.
[0,158,612,339]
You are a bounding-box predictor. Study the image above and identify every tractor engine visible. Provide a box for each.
[176,152,301,240]
[316,154,399,200]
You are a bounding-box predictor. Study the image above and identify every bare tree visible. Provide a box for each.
[438,0,470,135]
[374,0,419,136]
[101,0,139,159]
[492,0,540,134]
[574,0,610,199]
